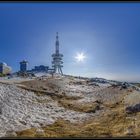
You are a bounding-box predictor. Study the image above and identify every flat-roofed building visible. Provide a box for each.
[0,62,12,75]
[20,60,28,72]
[31,65,49,72]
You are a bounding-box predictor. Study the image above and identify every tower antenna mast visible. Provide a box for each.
[52,32,63,75]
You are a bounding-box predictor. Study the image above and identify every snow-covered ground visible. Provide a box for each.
[0,75,139,137]
[0,82,94,137]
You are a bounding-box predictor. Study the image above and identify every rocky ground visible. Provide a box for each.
[0,74,140,138]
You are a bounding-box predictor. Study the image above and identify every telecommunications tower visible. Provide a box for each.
[52,32,63,75]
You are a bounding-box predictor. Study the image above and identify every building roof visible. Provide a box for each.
[20,60,28,63]
[0,62,7,66]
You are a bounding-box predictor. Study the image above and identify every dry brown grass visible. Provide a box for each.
[16,128,36,137]
[14,79,140,138]
[15,99,140,138]
[19,85,100,113]
[15,108,132,138]
[58,99,100,113]
[17,79,101,113]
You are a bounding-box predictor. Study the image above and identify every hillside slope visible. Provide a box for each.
[0,75,139,138]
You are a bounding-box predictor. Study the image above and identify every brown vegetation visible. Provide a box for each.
[16,102,140,138]
[14,78,140,138]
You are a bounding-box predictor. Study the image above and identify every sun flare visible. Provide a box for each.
[75,52,86,62]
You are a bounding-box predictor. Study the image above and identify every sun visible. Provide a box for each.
[75,52,86,62]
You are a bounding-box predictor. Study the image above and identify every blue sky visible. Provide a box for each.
[0,2,140,82]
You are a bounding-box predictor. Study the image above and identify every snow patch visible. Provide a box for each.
[0,83,92,137]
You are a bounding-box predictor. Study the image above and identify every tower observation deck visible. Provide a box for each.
[52,32,63,75]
